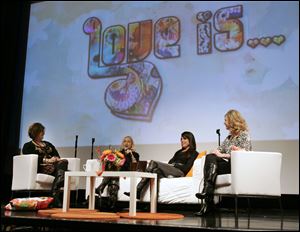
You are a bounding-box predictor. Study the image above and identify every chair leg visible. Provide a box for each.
[247,197,251,214]
[278,196,284,230]
[278,197,283,216]
[234,196,238,219]
[234,197,238,228]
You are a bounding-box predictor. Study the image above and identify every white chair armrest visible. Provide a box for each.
[231,151,282,196]
[63,157,80,171]
[12,154,38,190]
[62,157,81,189]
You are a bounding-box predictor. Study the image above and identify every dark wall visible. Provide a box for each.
[0,1,30,203]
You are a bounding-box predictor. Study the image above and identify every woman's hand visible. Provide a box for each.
[213,150,230,159]
[48,156,60,163]
[231,145,245,151]
[212,149,222,157]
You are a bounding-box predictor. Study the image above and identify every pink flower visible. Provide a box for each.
[107,154,116,162]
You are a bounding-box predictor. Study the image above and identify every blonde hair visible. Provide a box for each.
[225,109,248,135]
[121,136,135,150]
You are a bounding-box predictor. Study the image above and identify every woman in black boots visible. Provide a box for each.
[22,122,68,208]
[96,136,140,210]
[124,131,198,200]
[194,109,252,216]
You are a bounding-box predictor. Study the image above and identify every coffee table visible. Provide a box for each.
[63,171,157,216]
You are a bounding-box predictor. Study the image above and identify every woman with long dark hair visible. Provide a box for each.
[124,131,198,200]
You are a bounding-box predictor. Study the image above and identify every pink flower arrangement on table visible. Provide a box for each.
[96,147,126,176]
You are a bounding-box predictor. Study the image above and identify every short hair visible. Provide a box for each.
[225,109,248,134]
[181,131,196,151]
[28,122,45,139]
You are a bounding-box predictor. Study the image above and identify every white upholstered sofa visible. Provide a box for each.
[11,154,80,192]
[84,151,282,208]
[84,157,207,204]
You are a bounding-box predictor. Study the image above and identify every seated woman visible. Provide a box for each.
[22,122,68,207]
[124,131,198,200]
[195,109,252,216]
[96,136,140,209]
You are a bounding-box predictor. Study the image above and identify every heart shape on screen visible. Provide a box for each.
[104,62,162,122]
[247,38,260,48]
[272,35,285,45]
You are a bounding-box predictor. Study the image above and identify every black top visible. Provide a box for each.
[22,140,60,172]
[119,149,140,171]
[168,149,198,175]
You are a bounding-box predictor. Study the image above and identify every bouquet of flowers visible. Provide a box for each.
[96,147,126,175]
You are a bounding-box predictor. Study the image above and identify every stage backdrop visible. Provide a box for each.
[20,1,298,146]
[19,1,299,193]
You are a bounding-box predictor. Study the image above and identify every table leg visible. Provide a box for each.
[129,176,137,216]
[149,176,157,213]
[89,176,96,210]
[63,174,71,212]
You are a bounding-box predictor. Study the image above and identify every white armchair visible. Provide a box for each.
[11,154,81,193]
[214,151,282,216]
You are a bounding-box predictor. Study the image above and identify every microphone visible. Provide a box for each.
[216,129,220,146]
[74,135,78,158]
[91,138,95,159]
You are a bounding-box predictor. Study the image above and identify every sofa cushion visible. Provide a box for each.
[215,174,231,187]
[36,173,55,184]
[185,151,206,177]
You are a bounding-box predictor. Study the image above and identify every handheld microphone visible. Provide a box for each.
[216,129,221,146]
[74,135,78,158]
[91,138,95,159]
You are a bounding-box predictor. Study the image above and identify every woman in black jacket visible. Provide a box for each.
[22,122,68,207]
[124,131,198,200]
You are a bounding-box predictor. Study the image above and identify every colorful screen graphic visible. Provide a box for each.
[20,1,299,147]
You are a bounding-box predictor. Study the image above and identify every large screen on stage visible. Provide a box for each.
[19,1,299,147]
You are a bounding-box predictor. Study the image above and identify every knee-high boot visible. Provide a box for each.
[51,160,68,207]
[195,163,217,216]
[51,169,66,207]
[96,177,110,195]
[124,160,158,199]
[196,162,218,199]
[108,179,119,210]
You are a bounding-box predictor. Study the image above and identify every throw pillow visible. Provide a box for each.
[5,197,54,211]
[185,150,206,177]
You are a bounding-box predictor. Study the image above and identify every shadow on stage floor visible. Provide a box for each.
[2,203,299,231]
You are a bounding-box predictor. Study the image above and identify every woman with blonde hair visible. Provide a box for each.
[96,136,140,210]
[195,109,252,216]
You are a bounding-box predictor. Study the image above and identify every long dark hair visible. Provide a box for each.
[181,131,196,151]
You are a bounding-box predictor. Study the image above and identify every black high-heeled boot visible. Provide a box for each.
[51,169,66,208]
[195,162,217,216]
[52,191,62,208]
[195,162,217,199]
[96,177,110,195]
[108,182,119,211]
[194,195,215,216]
[124,161,158,199]
[124,177,148,200]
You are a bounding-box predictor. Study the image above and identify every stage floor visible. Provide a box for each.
[2,206,299,231]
